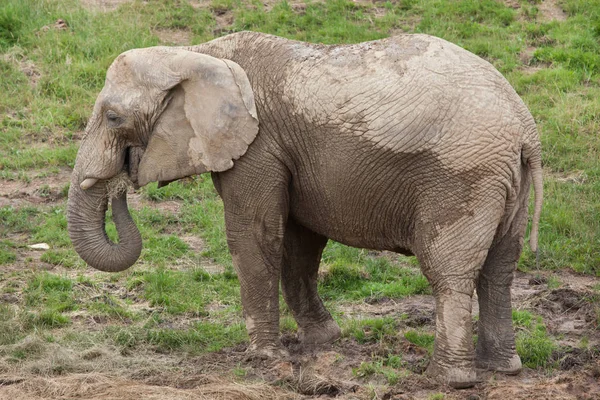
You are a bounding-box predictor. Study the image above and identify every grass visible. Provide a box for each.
[342,317,398,344]
[0,240,18,265]
[319,245,430,300]
[404,330,435,354]
[513,309,557,369]
[354,358,406,385]
[0,0,597,394]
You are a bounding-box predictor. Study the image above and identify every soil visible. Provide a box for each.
[501,0,567,22]
[154,29,193,45]
[0,168,71,208]
[537,0,567,22]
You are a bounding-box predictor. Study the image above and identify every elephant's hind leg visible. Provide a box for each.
[416,196,505,389]
[281,219,341,345]
[475,189,530,374]
[474,240,522,374]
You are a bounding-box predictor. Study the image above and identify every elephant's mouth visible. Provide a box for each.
[107,146,145,190]
[125,146,144,189]
[80,146,145,191]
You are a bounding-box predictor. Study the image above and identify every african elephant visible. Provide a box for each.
[67,31,543,388]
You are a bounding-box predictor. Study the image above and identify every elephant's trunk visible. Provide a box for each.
[67,172,142,272]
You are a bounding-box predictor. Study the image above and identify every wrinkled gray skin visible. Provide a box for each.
[67,32,543,389]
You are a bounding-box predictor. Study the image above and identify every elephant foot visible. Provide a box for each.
[245,343,289,361]
[475,351,522,375]
[426,361,479,389]
[298,319,341,345]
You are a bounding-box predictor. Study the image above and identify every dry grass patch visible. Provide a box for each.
[0,374,297,400]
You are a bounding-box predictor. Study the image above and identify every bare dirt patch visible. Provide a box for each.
[546,170,588,185]
[483,367,600,400]
[519,45,536,65]
[188,0,212,9]
[176,235,226,273]
[338,295,435,327]
[0,168,71,208]
[39,19,70,33]
[501,0,567,22]
[538,0,567,21]
[532,286,599,346]
[502,0,521,9]
[212,10,235,36]
[154,29,193,45]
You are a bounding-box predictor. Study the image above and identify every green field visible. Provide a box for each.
[1,0,599,399]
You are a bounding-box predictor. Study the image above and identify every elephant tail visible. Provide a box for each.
[522,137,543,254]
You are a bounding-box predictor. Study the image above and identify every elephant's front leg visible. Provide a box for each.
[217,174,290,358]
[281,219,341,344]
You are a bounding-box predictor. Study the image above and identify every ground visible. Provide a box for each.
[1,179,599,399]
[1,0,599,399]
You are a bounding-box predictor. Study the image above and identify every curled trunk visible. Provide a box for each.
[67,173,142,272]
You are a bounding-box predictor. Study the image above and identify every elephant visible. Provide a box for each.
[67,31,543,388]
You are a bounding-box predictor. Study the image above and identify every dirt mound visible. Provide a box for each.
[529,286,599,346]
[552,346,600,371]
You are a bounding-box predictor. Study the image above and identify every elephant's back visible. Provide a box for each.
[253,32,533,168]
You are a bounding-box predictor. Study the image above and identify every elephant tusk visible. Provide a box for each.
[80,178,99,190]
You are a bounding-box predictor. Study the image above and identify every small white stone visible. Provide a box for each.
[28,243,50,250]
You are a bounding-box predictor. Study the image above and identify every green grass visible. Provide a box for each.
[40,249,82,269]
[342,317,398,344]
[428,394,445,400]
[513,309,557,369]
[0,304,22,345]
[320,245,430,300]
[146,321,247,352]
[0,240,17,265]
[353,357,406,385]
[140,268,240,315]
[404,330,435,354]
[23,309,71,329]
[232,0,391,44]
[25,273,76,314]
[104,320,247,353]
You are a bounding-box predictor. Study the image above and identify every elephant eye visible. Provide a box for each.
[106,110,121,123]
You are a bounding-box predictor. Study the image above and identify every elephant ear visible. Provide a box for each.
[137,51,258,187]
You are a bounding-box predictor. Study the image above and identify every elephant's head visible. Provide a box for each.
[67,47,258,272]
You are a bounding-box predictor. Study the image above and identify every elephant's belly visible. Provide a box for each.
[286,137,475,254]
[289,191,413,253]
[288,157,419,253]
